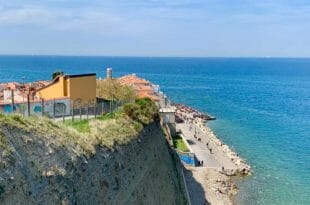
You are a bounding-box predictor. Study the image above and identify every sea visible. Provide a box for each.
[0,56,309,205]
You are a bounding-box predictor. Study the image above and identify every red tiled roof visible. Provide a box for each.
[117,74,159,101]
[118,74,150,85]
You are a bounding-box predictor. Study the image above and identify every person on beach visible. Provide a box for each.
[201,160,204,166]
[209,148,212,154]
[222,166,225,172]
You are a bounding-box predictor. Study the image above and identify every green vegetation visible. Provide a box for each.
[0,97,159,157]
[89,116,142,148]
[63,120,90,133]
[97,79,136,103]
[172,135,189,152]
[52,70,64,79]
[122,98,159,125]
[0,130,11,157]
[0,118,15,168]
[0,114,94,155]
[96,113,115,121]
[0,130,8,151]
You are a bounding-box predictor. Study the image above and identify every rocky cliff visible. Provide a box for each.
[0,117,187,205]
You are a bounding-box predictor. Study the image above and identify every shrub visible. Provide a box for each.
[123,103,139,120]
[135,98,152,107]
[123,98,158,125]
[90,116,140,149]
[10,115,26,125]
[133,121,143,132]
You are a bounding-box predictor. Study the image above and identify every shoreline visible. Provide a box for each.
[194,120,251,175]
[175,103,251,205]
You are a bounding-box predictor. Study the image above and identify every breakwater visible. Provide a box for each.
[175,103,216,122]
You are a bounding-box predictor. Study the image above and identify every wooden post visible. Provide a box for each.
[62,104,65,122]
[80,106,82,120]
[11,90,14,113]
[101,101,104,114]
[87,103,89,120]
[53,99,56,119]
[41,99,44,116]
[94,102,97,118]
[27,94,30,117]
[71,103,74,122]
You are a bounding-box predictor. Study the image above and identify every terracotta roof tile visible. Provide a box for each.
[117,74,159,101]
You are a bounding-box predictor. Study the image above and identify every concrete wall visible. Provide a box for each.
[0,98,71,117]
[159,112,176,124]
[67,75,96,105]
[36,77,65,100]
[36,74,96,106]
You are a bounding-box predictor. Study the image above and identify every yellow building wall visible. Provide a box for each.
[37,76,66,100]
[67,75,96,105]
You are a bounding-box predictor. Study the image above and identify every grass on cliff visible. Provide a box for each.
[0,127,14,166]
[63,120,91,133]
[0,98,158,157]
[96,113,115,121]
[62,98,157,150]
[63,113,117,133]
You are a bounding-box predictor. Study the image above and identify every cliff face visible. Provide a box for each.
[0,121,187,205]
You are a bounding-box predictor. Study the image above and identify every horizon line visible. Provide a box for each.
[0,54,310,59]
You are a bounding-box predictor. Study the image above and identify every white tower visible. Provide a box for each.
[107,68,112,79]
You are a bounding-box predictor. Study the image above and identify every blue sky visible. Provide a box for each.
[0,0,309,57]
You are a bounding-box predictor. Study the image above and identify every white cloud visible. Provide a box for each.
[0,0,309,56]
[0,7,53,25]
[0,6,138,36]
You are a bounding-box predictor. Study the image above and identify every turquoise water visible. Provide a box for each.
[1,56,310,204]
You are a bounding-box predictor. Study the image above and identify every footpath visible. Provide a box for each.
[177,121,248,205]
[177,123,237,170]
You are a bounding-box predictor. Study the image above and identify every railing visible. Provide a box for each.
[0,98,125,121]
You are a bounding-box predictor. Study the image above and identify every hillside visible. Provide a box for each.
[0,101,187,204]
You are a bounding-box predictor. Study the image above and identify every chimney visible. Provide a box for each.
[106,68,112,79]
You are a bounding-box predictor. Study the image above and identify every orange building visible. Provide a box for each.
[36,73,96,104]
[118,74,159,101]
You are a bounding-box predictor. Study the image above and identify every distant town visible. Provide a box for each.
[0,68,162,117]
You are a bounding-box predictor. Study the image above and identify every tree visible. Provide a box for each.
[96,79,136,103]
[52,71,64,79]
